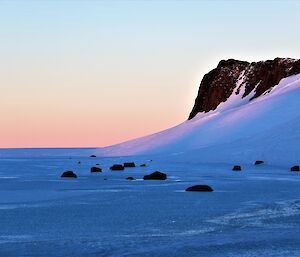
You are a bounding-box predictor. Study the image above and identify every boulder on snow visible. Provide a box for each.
[140,164,147,167]
[232,165,241,171]
[95,163,100,166]
[90,167,102,173]
[126,176,135,180]
[61,171,77,178]
[77,161,81,164]
[90,155,97,158]
[255,160,264,165]
[143,171,167,180]
[124,162,136,168]
[290,165,300,172]
[185,185,213,192]
[110,164,124,171]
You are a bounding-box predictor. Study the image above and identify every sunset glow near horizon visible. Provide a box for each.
[1,0,300,148]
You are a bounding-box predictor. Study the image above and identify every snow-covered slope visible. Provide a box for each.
[95,71,300,165]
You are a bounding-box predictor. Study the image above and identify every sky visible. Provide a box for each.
[0,0,300,148]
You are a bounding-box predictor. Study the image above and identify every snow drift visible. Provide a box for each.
[96,59,300,165]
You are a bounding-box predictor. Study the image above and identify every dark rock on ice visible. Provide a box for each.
[90,167,102,173]
[90,155,97,158]
[255,160,264,165]
[291,165,300,172]
[110,164,124,171]
[185,185,213,192]
[126,177,135,180]
[232,165,241,171]
[61,171,77,178]
[124,162,136,168]
[143,171,167,180]
[140,164,147,167]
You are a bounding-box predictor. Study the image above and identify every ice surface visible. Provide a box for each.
[0,154,300,256]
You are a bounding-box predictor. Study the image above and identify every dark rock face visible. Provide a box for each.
[61,171,77,178]
[189,58,300,119]
[232,165,241,171]
[124,162,136,168]
[91,167,102,173]
[255,160,264,165]
[291,165,300,172]
[143,171,167,180]
[185,185,213,192]
[110,164,124,171]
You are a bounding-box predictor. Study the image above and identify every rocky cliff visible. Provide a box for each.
[188,57,300,120]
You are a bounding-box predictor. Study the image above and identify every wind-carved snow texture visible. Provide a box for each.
[96,73,300,165]
[207,200,300,228]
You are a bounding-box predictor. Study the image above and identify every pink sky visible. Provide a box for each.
[0,66,198,148]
